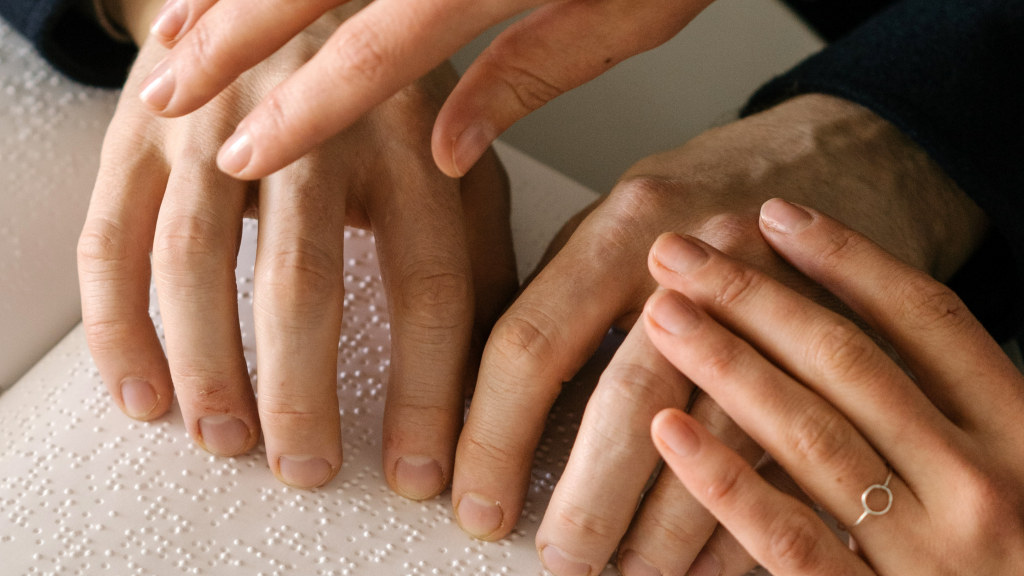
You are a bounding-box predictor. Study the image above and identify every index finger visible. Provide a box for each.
[758,198,1024,431]
[213,0,540,179]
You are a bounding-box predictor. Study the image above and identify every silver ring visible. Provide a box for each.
[851,467,893,527]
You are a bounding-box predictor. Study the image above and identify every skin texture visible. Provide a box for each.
[131,0,714,179]
[648,201,1024,575]
[453,94,989,575]
[79,0,517,495]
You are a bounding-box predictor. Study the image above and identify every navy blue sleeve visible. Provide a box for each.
[0,0,136,87]
[746,0,1024,342]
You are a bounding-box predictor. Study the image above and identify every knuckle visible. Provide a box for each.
[488,310,561,379]
[785,403,852,470]
[710,264,764,310]
[548,500,620,544]
[257,90,294,141]
[187,21,225,77]
[83,317,137,353]
[895,276,972,334]
[609,177,676,221]
[152,213,226,273]
[766,510,823,572]
[696,339,745,386]
[171,364,246,411]
[635,508,712,552]
[78,218,131,274]
[814,227,866,271]
[329,20,388,87]
[396,263,472,331]
[462,430,518,467]
[806,320,880,383]
[598,364,684,418]
[702,460,745,508]
[491,59,565,114]
[257,241,342,314]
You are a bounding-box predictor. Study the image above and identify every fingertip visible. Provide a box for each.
[651,408,700,459]
[455,492,505,540]
[197,415,254,457]
[758,198,813,235]
[393,455,446,501]
[277,455,338,490]
[120,377,166,420]
[217,130,254,179]
[150,0,188,46]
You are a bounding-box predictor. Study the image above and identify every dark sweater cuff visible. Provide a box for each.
[742,0,1024,342]
[3,0,136,87]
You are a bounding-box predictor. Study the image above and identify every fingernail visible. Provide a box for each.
[121,378,159,418]
[394,456,444,500]
[278,455,333,489]
[198,415,250,456]
[648,292,699,335]
[656,413,700,457]
[540,545,592,576]
[139,57,175,111]
[686,552,722,576]
[452,123,495,177]
[656,234,709,275]
[619,550,662,576]
[150,0,187,41]
[760,198,812,234]
[218,130,253,176]
[455,493,503,539]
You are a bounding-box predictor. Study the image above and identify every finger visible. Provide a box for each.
[152,135,259,458]
[252,142,348,490]
[432,0,710,177]
[651,409,875,576]
[757,198,1024,430]
[214,0,542,180]
[617,393,763,576]
[149,0,219,47]
[642,289,923,540]
[458,146,519,395]
[647,232,959,482]
[369,158,475,502]
[139,0,346,115]
[78,127,174,422]
[691,460,816,576]
[687,527,758,576]
[453,211,649,540]
[535,323,691,576]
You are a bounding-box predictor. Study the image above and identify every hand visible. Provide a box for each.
[77,3,518,494]
[122,0,714,180]
[450,94,989,576]
[648,200,1024,575]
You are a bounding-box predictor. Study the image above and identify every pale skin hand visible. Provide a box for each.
[648,201,1024,575]
[127,0,715,180]
[79,0,517,494]
[448,94,990,576]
